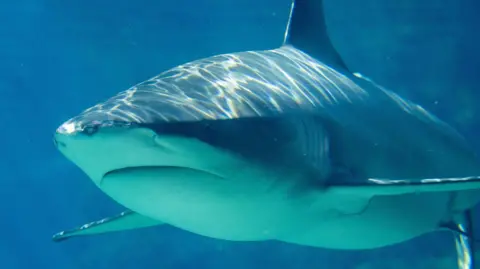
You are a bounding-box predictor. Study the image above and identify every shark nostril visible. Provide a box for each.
[53,136,67,148]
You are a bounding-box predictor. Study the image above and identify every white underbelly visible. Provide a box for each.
[98,164,452,250]
[99,166,303,241]
[281,192,451,249]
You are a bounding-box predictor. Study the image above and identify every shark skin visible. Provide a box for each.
[52,0,479,268]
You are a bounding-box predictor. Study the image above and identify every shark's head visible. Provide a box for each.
[53,47,338,192]
[54,115,301,187]
[52,60,329,223]
[55,117,296,239]
[52,66,327,240]
[53,55,273,186]
[54,123,213,186]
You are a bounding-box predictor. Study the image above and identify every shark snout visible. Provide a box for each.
[53,133,67,148]
[53,130,84,150]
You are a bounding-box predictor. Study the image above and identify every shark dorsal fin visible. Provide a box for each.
[283,0,349,71]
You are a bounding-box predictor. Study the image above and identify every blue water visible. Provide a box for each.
[0,0,479,268]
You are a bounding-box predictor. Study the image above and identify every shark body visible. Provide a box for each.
[53,0,479,267]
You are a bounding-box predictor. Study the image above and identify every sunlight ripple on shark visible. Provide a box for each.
[53,1,479,268]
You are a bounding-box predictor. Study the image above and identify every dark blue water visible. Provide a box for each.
[0,0,478,268]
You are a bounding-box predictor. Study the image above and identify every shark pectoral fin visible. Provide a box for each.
[52,210,163,242]
[327,176,480,198]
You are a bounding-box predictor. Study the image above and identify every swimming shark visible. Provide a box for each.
[53,0,479,267]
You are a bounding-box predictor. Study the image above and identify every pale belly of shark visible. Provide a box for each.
[102,167,451,250]
[55,125,469,250]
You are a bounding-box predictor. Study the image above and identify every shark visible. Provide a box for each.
[53,0,479,267]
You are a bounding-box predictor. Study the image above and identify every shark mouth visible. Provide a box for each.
[102,166,226,181]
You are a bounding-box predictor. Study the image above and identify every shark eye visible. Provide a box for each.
[82,124,100,136]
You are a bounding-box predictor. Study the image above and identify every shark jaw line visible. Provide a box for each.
[101,165,226,184]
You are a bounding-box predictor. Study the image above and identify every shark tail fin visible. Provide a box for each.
[283,0,349,71]
[443,210,478,269]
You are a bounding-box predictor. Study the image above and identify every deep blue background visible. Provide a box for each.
[0,0,479,268]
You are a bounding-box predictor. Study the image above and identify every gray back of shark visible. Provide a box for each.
[54,0,480,268]
[60,9,479,183]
